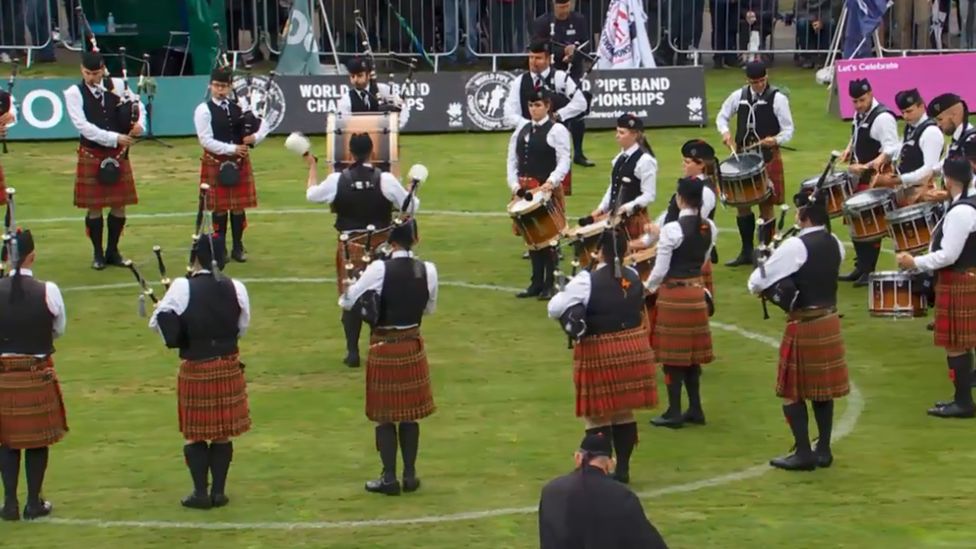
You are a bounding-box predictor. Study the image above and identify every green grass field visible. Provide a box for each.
[1,65,974,548]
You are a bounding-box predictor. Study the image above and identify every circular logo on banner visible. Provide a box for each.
[465,72,516,131]
[232,75,287,133]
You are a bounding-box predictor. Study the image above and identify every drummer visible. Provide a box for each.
[580,114,657,239]
[716,61,795,268]
[872,89,945,205]
[507,89,571,300]
[840,78,900,287]
[926,93,976,161]
[896,158,976,419]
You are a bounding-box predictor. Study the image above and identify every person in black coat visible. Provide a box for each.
[538,432,669,549]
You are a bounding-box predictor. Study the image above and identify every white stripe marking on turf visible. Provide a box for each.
[46,277,865,530]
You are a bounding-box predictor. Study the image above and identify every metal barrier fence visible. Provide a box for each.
[0,0,55,66]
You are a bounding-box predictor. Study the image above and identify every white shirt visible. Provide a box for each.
[651,179,717,232]
[306,165,419,216]
[547,264,641,319]
[646,210,718,292]
[716,86,795,145]
[898,115,946,186]
[1,270,66,355]
[336,83,410,130]
[852,100,901,163]
[746,226,846,294]
[64,78,146,148]
[338,250,439,325]
[503,68,587,128]
[597,144,657,214]
[506,119,572,192]
[914,196,976,272]
[193,97,272,156]
[148,273,251,338]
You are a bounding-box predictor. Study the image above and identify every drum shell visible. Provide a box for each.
[801,173,852,218]
[886,203,943,255]
[719,153,770,207]
[509,194,566,250]
[868,271,928,318]
[842,189,895,242]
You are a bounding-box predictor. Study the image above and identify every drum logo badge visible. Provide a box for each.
[232,75,287,133]
[465,72,517,131]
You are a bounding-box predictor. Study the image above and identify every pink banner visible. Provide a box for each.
[835,53,976,119]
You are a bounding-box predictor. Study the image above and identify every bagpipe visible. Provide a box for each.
[547,22,597,116]
[0,58,19,154]
[1,187,19,277]
[352,9,417,113]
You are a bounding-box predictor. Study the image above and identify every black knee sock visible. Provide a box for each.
[570,119,586,158]
[528,250,544,290]
[85,216,104,259]
[685,365,702,413]
[183,441,210,495]
[584,425,613,457]
[541,247,557,290]
[105,214,126,257]
[0,446,21,504]
[398,422,420,478]
[663,366,685,416]
[757,218,775,247]
[782,402,812,455]
[212,212,229,242]
[24,447,48,505]
[611,423,637,475]
[811,400,834,454]
[230,212,246,251]
[208,441,233,496]
[375,423,398,482]
[854,241,880,274]
[341,309,362,357]
[949,353,974,406]
[736,213,756,256]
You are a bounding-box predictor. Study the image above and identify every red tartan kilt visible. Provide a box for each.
[74,146,138,209]
[0,357,68,449]
[562,170,573,196]
[0,162,6,204]
[776,313,849,401]
[764,148,785,206]
[574,325,657,418]
[934,270,976,350]
[649,279,714,366]
[201,154,258,211]
[177,354,251,441]
[702,259,715,298]
[511,177,566,237]
[334,232,389,295]
[365,328,436,423]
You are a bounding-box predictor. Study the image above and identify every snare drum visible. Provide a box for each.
[718,153,770,206]
[624,247,657,282]
[800,172,853,218]
[327,112,400,177]
[868,270,928,318]
[566,219,618,269]
[886,202,944,254]
[842,189,896,242]
[508,191,566,250]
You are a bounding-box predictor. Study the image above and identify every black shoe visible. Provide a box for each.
[801,59,816,69]
[573,156,595,168]
[365,477,401,495]
[682,409,706,425]
[402,476,421,493]
[22,500,53,520]
[852,272,871,288]
[934,399,955,408]
[650,413,684,429]
[927,402,976,418]
[91,258,106,270]
[231,248,247,263]
[181,492,213,509]
[612,471,630,484]
[769,452,817,471]
[104,250,125,267]
[516,286,542,298]
[537,287,556,300]
[1,500,19,521]
[344,353,360,368]
[724,253,752,267]
[815,449,833,468]
[211,493,230,508]
[838,268,863,282]
[522,250,530,260]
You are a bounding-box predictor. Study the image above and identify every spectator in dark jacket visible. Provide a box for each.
[738,0,777,63]
[795,0,841,68]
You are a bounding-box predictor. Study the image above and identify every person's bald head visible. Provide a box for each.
[936,103,967,136]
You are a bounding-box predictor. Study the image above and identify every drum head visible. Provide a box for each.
[328,112,399,176]
[625,247,656,265]
[801,171,846,191]
[869,270,905,282]
[719,153,764,178]
[508,191,549,215]
[844,188,894,211]
[887,202,936,223]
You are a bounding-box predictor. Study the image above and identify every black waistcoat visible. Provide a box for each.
[948,124,976,159]
[77,81,122,150]
[852,103,893,164]
[898,118,939,174]
[735,85,781,149]
[609,149,646,207]
[791,230,841,309]
[206,100,245,145]
[333,165,392,232]
[0,276,55,356]
[377,257,429,327]
[667,216,710,278]
[665,177,715,223]
[932,197,976,271]
[585,266,644,335]
[516,120,557,182]
[348,87,379,112]
[519,70,570,117]
[179,274,241,361]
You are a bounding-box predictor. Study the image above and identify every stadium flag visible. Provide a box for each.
[275,0,325,76]
[842,0,890,58]
[596,0,656,69]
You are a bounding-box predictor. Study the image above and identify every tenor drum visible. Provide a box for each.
[800,172,853,218]
[718,153,770,206]
[624,247,657,282]
[842,189,896,242]
[868,270,928,318]
[326,112,400,177]
[566,218,619,269]
[508,191,566,250]
[886,202,944,254]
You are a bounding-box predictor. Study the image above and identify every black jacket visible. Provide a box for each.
[539,466,669,549]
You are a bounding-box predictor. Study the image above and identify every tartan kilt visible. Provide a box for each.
[0,356,68,449]
[765,148,785,206]
[702,259,715,298]
[0,162,6,204]
[649,278,714,365]
[177,354,251,441]
[74,146,138,209]
[933,270,976,350]
[365,328,436,423]
[562,170,573,197]
[334,232,390,296]
[511,177,566,237]
[776,312,849,401]
[574,325,657,418]
[201,153,258,211]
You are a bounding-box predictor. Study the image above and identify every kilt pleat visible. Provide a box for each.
[201,153,258,211]
[178,354,251,441]
[0,356,68,449]
[74,146,138,209]
[334,232,390,296]
[511,177,566,237]
[650,279,714,365]
[934,270,976,350]
[366,328,436,423]
[701,259,714,297]
[776,312,849,401]
[574,325,657,418]
[766,148,785,205]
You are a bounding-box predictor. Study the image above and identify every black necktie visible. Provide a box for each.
[534,75,542,90]
[220,100,230,116]
[360,90,370,109]
[93,88,103,105]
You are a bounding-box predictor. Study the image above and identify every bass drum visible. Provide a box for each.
[326,112,400,177]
